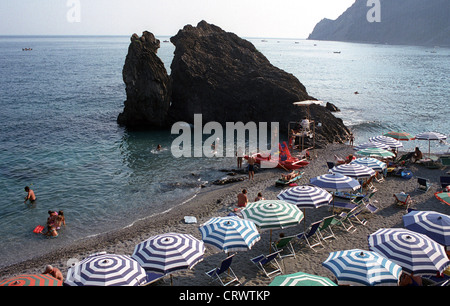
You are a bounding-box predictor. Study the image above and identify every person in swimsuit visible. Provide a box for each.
[54,211,66,230]
[247,156,255,181]
[254,192,265,201]
[237,189,248,207]
[42,225,58,238]
[43,265,64,282]
[24,186,36,203]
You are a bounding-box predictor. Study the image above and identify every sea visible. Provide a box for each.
[0,35,448,268]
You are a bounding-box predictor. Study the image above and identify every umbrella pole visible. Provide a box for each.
[269,229,272,253]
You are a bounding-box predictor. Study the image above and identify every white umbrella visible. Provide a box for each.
[415,132,447,157]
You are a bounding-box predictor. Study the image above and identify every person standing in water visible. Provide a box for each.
[24,186,36,203]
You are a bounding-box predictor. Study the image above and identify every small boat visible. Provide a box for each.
[244,142,309,170]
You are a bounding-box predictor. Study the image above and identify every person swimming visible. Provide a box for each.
[24,186,36,203]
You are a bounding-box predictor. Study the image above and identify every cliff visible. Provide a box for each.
[308,0,450,47]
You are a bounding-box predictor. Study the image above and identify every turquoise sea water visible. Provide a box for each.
[0,36,448,268]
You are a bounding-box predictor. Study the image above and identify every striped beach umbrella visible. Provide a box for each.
[277,185,332,209]
[369,135,403,148]
[199,216,260,253]
[369,228,450,275]
[356,147,395,158]
[241,200,304,231]
[383,131,414,141]
[132,233,205,275]
[65,253,147,286]
[269,272,337,286]
[403,210,450,247]
[351,157,386,172]
[0,274,62,286]
[309,173,360,192]
[354,141,390,151]
[322,249,402,286]
[331,163,376,179]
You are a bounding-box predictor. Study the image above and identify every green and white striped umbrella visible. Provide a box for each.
[240,200,303,231]
[269,272,337,286]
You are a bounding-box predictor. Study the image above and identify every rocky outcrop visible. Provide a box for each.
[118,22,351,146]
[117,31,171,128]
[167,21,349,144]
[308,0,450,47]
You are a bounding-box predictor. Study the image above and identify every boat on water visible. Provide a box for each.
[244,142,309,170]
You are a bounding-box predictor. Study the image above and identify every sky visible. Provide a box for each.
[0,0,356,38]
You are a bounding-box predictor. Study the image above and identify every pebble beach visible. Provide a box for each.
[1,143,449,287]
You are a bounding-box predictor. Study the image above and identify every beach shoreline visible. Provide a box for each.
[1,143,449,286]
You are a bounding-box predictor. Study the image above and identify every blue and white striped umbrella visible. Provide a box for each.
[309,173,360,191]
[403,211,450,247]
[322,249,402,286]
[354,141,390,151]
[331,163,376,179]
[131,233,205,275]
[277,185,332,209]
[65,253,147,286]
[369,135,403,149]
[199,216,261,253]
[351,157,387,172]
[369,228,450,275]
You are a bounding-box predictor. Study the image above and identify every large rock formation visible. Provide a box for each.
[117,22,350,146]
[167,21,349,144]
[117,31,171,128]
[308,0,450,47]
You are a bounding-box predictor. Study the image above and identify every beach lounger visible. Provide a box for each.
[440,156,450,169]
[318,216,338,242]
[330,206,360,232]
[296,220,324,252]
[331,201,358,211]
[271,235,296,259]
[250,250,283,278]
[393,192,412,209]
[440,176,450,190]
[417,177,431,192]
[205,254,241,286]
[327,162,335,171]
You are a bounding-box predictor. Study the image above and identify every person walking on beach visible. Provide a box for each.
[247,155,255,181]
[24,186,36,203]
[237,189,248,207]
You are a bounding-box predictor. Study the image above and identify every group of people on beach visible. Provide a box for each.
[41,210,66,238]
[237,189,264,208]
[24,186,66,238]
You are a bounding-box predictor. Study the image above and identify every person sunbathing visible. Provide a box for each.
[281,171,298,181]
